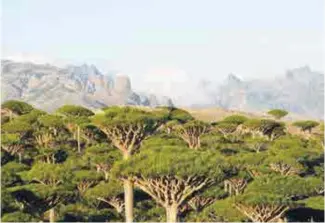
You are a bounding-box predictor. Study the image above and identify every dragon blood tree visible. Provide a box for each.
[293,120,320,134]
[173,120,210,149]
[266,135,322,176]
[92,106,165,222]
[56,105,94,153]
[180,184,227,217]
[38,114,65,137]
[84,180,125,214]
[111,146,227,222]
[234,175,323,222]
[267,109,288,120]
[13,163,73,222]
[1,100,34,120]
[1,119,34,163]
[84,143,121,181]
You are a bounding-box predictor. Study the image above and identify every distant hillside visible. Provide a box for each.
[0,60,173,111]
[198,66,324,119]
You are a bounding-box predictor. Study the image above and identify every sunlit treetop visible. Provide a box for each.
[1,100,34,115]
[38,115,64,128]
[267,109,288,120]
[22,163,73,186]
[92,106,164,132]
[84,180,123,200]
[222,115,248,125]
[1,133,20,145]
[1,120,33,134]
[111,146,228,180]
[15,109,47,124]
[242,118,263,130]
[242,175,323,198]
[56,105,94,117]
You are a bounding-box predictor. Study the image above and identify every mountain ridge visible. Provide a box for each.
[0,60,173,111]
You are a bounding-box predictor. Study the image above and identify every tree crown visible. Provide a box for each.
[1,100,34,115]
[222,115,248,125]
[112,146,227,180]
[56,105,94,117]
[267,109,288,119]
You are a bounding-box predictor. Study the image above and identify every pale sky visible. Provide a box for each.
[1,0,324,97]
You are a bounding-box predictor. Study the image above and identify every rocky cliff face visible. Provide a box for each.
[0,60,173,111]
[206,66,324,119]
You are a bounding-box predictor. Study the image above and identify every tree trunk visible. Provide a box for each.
[49,208,55,223]
[124,179,134,223]
[18,153,22,163]
[77,126,81,153]
[123,151,133,222]
[104,172,109,181]
[9,111,13,121]
[166,205,178,222]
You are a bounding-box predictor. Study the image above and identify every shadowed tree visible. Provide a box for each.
[234,175,323,222]
[1,133,25,163]
[1,211,38,222]
[155,107,193,133]
[85,180,125,214]
[180,185,227,216]
[38,115,65,137]
[92,106,165,222]
[71,170,102,196]
[214,121,239,141]
[157,107,194,123]
[15,109,47,126]
[241,118,285,140]
[14,163,73,222]
[1,120,33,163]
[267,109,288,120]
[193,197,247,222]
[266,136,321,176]
[1,120,33,138]
[111,146,227,222]
[2,161,29,186]
[259,119,286,141]
[293,120,320,134]
[246,137,269,153]
[84,143,121,181]
[173,120,210,149]
[223,171,251,197]
[56,105,94,153]
[241,118,265,138]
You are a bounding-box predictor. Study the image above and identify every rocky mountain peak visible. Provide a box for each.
[1,60,173,111]
[113,74,132,95]
[227,73,242,84]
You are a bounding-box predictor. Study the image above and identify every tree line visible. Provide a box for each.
[1,100,324,222]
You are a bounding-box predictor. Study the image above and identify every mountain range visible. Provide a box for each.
[195,66,324,119]
[0,60,173,112]
[1,60,323,119]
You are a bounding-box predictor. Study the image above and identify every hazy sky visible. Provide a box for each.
[1,0,324,95]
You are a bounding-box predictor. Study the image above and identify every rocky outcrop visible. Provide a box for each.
[1,60,173,111]
[202,67,324,119]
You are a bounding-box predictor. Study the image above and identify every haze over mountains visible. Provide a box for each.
[196,66,324,119]
[1,60,323,119]
[0,60,173,111]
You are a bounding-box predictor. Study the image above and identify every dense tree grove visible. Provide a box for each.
[1,101,324,222]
